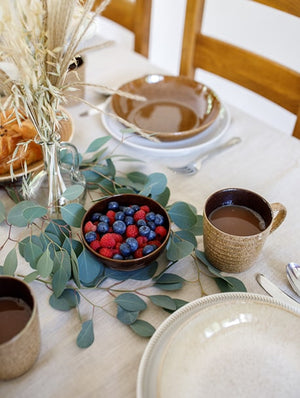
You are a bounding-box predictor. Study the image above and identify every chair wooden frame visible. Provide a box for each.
[180,0,300,138]
[92,0,152,57]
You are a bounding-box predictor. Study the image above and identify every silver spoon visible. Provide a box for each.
[286,262,300,296]
[169,136,241,175]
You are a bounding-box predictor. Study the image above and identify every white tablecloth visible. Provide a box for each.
[1,39,300,398]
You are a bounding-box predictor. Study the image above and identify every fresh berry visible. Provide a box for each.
[99,215,110,224]
[100,233,116,248]
[131,204,140,212]
[126,237,139,252]
[154,214,164,225]
[140,205,150,213]
[108,201,119,211]
[134,248,144,258]
[124,216,134,226]
[90,240,101,251]
[136,219,146,227]
[142,244,156,255]
[136,236,148,247]
[147,221,156,231]
[139,225,151,237]
[106,210,116,223]
[113,220,126,235]
[148,229,156,240]
[155,226,167,239]
[97,221,109,234]
[113,253,124,260]
[145,212,155,222]
[115,211,125,221]
[148,240,161,248]
[133,209,146,221]
[99,247,114,258]
[85,231,97,243]
[110,233,123,243]
[126,224,138,238]
[124,206,135,216]
[91,212,102,222]
[120,242,131,257]
[84,221,97,233]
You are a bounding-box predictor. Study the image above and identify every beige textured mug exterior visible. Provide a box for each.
[0,276,41,380]
[203,188,287,273]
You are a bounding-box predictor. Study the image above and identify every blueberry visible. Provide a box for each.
[126,237,138,252]
[108,201,119,211]
[91,212,102,222]
[155,214,164,225]
[115,211,125,221]
[142,244,156,256]
[85,231,97,243]
[136,219,146,227]
[124,216,134,226]
[120,242,131,257]
[99,215,109,224]
[148,230,156,240]
[113,220,126,234]
[139,225,151,237]
[124,206,134,216]
[97,222,109,234]
[146,212,156,222]
[131,204,140,212]
[147,221,156,231]
[113,253,124,260]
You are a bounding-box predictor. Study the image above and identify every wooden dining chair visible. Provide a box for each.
[180,0,300,138]
[92,0,152,57]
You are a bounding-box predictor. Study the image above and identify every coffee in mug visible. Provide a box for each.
[203,188,286,273]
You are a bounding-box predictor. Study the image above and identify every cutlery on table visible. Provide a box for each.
[256,273,300,307]
[169,136,241,175]
[286,262,300,296]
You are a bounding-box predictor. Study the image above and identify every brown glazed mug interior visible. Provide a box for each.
[0,276,40,380]
[204,188,273,233]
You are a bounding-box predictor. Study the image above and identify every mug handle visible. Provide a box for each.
[270,203,287,233]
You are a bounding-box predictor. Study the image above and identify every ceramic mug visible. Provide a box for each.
[203,188,287,273]
[0,276,41,380]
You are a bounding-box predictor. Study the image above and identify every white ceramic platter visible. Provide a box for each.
[101,99,231,156]
[137,292,300,398]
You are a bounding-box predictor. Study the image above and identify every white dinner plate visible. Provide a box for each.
[101,99,230,156]
[137,292,300,398]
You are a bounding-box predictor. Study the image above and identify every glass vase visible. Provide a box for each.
[22,140,86,217]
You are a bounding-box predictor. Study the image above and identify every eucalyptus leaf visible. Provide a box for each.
[49,289,80,311]
[115,293,147,312]
[166,237,195,261]
[77,320,94,348]
[62,185,85,200]
[129,319,155,338]
[163,298,189,313]
[154,282,183,291]
[7,201,38,227]
[0,200,6,224]
[45,219,71,244]
[154,273,185,284]
[85,136,111,153]
[70,248,81,288]
[215,277,247,293]
[189,215,204,236]
[104,261,158,281]
[60,203,86,227]
[116,306,139,325]
[36,249,54,278]
[174,230,197,247]
[126,171,148,185]
[19,235,43,257]
[62,238,83,257]
[149,295,177,311]
[168,201,197,229]
[22,241,44,269]
[3,248,17,276]
[52,251,72,297]
[78,249,104,285]
[24,271,39,283]
[23,204,47,223]
[140,173,167,197]
[152,187,170,207]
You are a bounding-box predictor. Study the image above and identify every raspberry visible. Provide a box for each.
[136,236,148,247]
[133,248,144,258]
[99,247,113,258]
[147,240,161,248]
[84,221,97,233]
[126,224,138,238]
[155,226,167,239]
[110,233,123,243]
[100,233,116,248]
[106,210,115,224]
[90,240,101,251]
[140,205,150,213]
[133,209,146,222]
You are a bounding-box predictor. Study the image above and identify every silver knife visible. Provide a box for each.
[256,273,300,307]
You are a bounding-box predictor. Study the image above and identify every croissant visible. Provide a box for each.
[0,110,43,175]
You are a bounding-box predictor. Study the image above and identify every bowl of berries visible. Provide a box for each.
[81,194,171,270]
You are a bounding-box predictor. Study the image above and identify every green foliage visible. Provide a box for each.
[1,142,247,347]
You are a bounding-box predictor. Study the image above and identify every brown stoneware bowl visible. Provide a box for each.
[81,194,171,271]
[111,74,221,142]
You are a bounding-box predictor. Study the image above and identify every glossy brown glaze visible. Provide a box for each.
[111,75,221,141]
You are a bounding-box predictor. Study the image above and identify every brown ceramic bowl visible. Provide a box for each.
[111,74,221,142]
[81,194,171,271]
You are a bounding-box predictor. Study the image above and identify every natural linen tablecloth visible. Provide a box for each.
[1,41,300,398]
